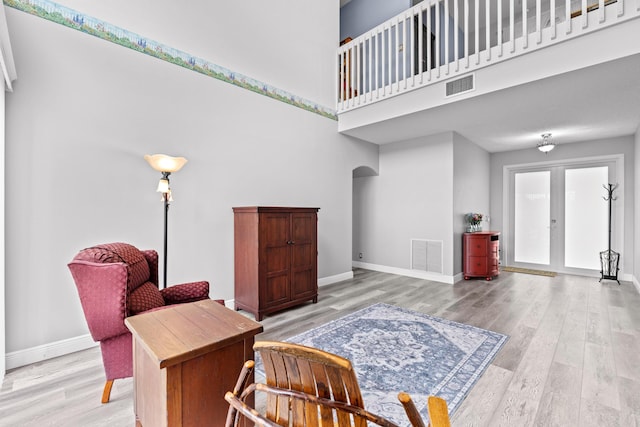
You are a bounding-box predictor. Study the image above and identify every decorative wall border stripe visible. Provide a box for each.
[4,0,337,120]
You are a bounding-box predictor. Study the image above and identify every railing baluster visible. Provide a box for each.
[599,0,606,22]
[427,3,432,81]
[403,15,407,89]
[454,0,460,70]
[618,0,625,16]
[375,32,379,99]
[338,50,343,109]
[368,35,372,100]
[356,40,361,105]
[388,24,392,94]
[417,6,423,83]
[444,0,450,74]
[475,0,480,64]
[435,0,441,77]
[465,0,470,67]
[391,20,396,92]
[511,0,516,51]
[498,0,503,57]
[418,5,424,83]
[523,0,528,48]
[566,0,572,34]
[380,26,385,96]
[582,0,588,28]
[410,12,415,87]
[485,0,491,61]
[550,0,556,39]
[536,0,542,44]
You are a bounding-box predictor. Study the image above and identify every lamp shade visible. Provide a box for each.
[144,154,188,173]
[156,178,170,193]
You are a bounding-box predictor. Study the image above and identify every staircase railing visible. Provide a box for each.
[338,0,639,113]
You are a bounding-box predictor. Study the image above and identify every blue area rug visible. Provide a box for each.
[264,303,507,426]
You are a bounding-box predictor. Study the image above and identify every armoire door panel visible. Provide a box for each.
[263,214,289,246]
[263,275,290,307]
[291,270,314,298]
[291,244,312,268]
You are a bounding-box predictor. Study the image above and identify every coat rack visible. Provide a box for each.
[599,183,620,285]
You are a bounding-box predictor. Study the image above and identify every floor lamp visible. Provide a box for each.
[144,154,188,289]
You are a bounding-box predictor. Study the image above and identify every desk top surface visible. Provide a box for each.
[125,299,263,368]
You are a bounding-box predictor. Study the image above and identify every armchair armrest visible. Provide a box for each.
[160,280,210,305]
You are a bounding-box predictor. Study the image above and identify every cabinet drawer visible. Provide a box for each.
[466,256,487,275]
[466,238,487,256]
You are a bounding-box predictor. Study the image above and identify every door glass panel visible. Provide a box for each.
[565,166,608,269]
[514,171,550,264]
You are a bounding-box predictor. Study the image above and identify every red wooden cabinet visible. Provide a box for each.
[463,231,500,280]
[233,207,319,321]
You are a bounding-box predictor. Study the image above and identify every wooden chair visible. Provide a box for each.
[225,360,399,426]
[236,340,453,427]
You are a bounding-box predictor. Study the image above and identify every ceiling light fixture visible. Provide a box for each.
[537,133,555,153]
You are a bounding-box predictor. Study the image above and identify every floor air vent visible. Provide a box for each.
[446,74,474,97]
[411,239,443,274]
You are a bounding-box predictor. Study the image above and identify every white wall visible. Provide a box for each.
[452,133,491,272]
[490,135,635,275]
[3,2,378,361]
[353,132,457,277]
[56,0,337,110]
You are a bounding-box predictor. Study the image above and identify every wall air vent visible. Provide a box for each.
[411,239,443,274]
[445,74,474,97]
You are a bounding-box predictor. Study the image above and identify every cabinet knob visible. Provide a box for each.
[287,240,295,245]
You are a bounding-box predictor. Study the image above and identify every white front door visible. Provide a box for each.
[508,160,617,275]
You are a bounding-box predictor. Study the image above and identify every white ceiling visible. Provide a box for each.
[340,53,640,153]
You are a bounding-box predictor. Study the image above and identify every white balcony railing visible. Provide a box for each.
[338,0,640,112]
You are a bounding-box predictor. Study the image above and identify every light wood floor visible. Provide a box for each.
[1,269,639,426]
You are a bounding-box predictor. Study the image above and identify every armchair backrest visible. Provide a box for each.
[68,242,163,342]
[72,243,151,291]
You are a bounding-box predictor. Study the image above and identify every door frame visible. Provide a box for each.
[502,154,624,276]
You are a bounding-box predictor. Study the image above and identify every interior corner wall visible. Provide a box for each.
[490,135,635,275]
[352,133,455,276]
[3,4,379,360]
[635,126,640,289]
[1,81,6,381]
[452,133,490,273]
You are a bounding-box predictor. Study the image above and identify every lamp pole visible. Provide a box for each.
[161,172,171,289]
[144,154,188,290]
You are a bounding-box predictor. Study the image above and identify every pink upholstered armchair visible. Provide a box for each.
[68,242,214,403]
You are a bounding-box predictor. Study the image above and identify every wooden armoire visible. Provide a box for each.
[233,206,319,321]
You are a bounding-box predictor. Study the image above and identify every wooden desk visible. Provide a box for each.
[125,299,263,427]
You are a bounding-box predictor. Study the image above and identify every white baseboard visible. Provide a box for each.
[318,271,354,287]
[352,261,455,284]
[6,334,98,370]
[632,274,640,294]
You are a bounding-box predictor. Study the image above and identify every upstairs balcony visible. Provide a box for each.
[337,0,640,132]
